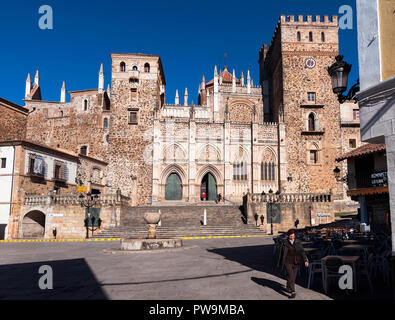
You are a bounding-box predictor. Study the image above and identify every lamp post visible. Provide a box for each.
[328,55,360,104]
[79,192,101,239]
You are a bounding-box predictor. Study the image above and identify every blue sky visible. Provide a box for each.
[0,0,358,105]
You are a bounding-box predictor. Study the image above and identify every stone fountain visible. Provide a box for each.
[120,211,183,251]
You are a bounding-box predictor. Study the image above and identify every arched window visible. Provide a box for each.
[309,32,313,42]
[144,63,150,73]
[120,62,126,72]
[297,32,301,42]
[132,65,138,71]
[103,118,108,129]
[84,99,88,111]
[261,161,276,181]
[106,134,109,144]
[308,113,315,131]
[321,32,325,42]
[233,162,247,181]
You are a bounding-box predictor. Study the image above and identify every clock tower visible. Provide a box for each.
[259,15,342,195]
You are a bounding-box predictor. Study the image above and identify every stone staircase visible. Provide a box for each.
[94,203,265,239]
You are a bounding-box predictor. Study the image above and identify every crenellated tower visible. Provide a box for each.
[260,14,341,195]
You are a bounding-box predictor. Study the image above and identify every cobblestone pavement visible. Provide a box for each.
[0,237,390,300]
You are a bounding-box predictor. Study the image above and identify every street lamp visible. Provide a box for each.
[328,55,360,104]
[333,166,348,183]
[79,192,102,239]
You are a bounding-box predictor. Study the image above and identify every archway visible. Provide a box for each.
[165,173,183,200]
[201,173,217,201]
[22,210,45,238]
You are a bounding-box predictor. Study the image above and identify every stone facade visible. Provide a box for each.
[0,14,364,239]
[0,98,28,141]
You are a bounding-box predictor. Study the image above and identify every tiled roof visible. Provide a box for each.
[206,67,239,86]
[336,143,386,161]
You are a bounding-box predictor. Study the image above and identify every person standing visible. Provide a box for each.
[276,229,309,299]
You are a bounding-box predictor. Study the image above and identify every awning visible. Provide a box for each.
[347,186,389,197]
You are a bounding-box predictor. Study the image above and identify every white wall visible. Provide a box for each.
[356,0,381,91]
[24,148,78,185]
[0,146,15,225]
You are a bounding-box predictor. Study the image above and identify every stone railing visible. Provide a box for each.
[24,193,128,207]
[162,106,211,119]
[248,192,332,203]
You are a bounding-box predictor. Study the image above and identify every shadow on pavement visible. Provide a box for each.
[250,277,289,298]
[0,258,108,300]
[208,243,393,300]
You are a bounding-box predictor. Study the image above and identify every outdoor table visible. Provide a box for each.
[321,255,360,292]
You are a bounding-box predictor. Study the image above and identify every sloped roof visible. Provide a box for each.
[206,67,239,86]
[336,143,386,161]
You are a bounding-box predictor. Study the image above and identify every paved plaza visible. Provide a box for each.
[0,236,391,300]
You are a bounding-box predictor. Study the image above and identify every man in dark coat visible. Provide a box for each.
[276,229,309,298]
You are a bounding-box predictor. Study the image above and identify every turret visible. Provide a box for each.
[213,65,219,113]
[175,89,179,105]
[34,70,39,86]
[25,73,31,98]
[201,75,205,90]
[98,63,104,93]
[240,71,244,86]
[107,84,111,98]
[219,68,223,85]
[60,81,66,103]
[247,70,251,94]
[184,88,188,106]
[232,69,236,92]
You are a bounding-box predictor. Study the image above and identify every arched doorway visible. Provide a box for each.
[165,173,182,200]
[22,211,45,238]
[201,173,217,201]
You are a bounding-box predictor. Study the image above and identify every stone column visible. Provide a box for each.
[223,122,231,200]
[151,118,161,203]
[188,120,197,202]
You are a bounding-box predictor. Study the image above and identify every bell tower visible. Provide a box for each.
[260,15,341,195]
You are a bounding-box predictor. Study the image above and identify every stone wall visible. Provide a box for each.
[245,192,335,233]
[24,92,110,162]
[0,99,28,141]
[262,15,343,200]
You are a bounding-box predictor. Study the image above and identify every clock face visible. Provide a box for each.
[305,58,316,69]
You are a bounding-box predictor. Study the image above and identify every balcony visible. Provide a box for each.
[347,170,388,196]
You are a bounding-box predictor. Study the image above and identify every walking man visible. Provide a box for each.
[276,229,309,298]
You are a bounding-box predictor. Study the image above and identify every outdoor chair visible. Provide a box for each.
[322,257,344,294]
[307,260,323,289]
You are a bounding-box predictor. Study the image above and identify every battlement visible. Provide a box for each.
[263,14,339,60]
[279,14,338,25]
